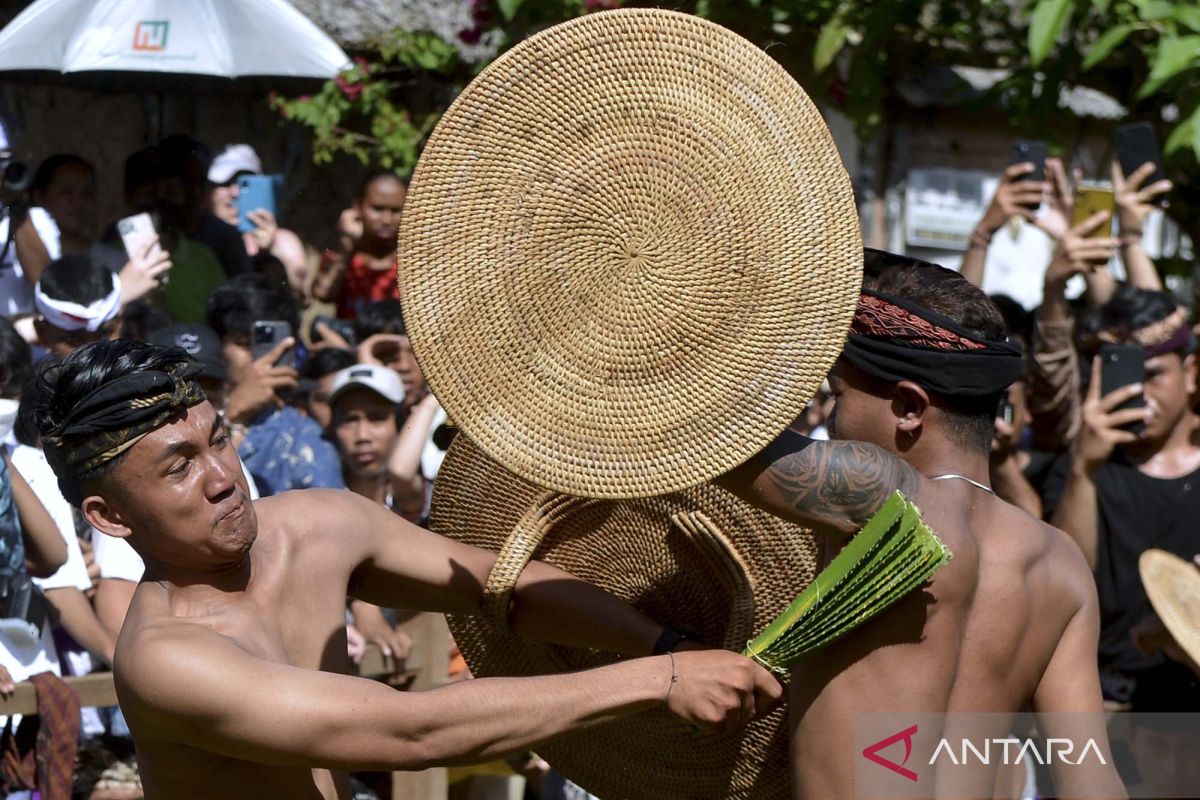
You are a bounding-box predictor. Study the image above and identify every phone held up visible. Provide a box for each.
[238,174,283,233]
[1072,185,1116,239]
[1099,342,1145,435]
[117,212,167,284]
[1114,122,1167,207]
[251,320,295,369]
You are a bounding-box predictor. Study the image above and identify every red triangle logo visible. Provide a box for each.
[862,724,919,782]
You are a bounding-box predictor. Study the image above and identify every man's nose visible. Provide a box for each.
[205,452,239,497]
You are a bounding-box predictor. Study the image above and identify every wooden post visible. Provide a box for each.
[390,612,451,800]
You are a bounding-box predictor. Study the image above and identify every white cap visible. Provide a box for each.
[207,144,262,184]
[329,364,405,407]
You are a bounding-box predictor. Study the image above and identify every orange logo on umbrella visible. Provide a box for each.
[132,20,169,52]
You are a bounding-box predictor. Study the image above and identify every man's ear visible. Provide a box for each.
[82,494,132,540]
[1185,353,1198,396]
[892,380,931,435]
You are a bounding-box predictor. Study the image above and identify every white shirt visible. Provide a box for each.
[10,445,90,592]
[0,207,60,317]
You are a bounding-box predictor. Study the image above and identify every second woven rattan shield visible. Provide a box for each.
[400,8,862,498]
[430,434,821,799]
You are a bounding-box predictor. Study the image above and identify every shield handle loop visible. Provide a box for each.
[669,510,757,651]
[483,491,595,633]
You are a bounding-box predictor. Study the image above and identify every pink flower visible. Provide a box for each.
[334,74,363,101]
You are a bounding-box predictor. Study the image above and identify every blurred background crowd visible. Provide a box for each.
[0,0,1198,798]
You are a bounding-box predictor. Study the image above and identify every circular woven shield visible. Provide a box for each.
[1140,549,1200,668]
[401,8,862,498]
[430,434,821,800]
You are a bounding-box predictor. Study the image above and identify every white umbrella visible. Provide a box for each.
[0,0,350,79]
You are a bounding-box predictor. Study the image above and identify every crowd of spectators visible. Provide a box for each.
[0,135,457,799]
[0,130,1195,798]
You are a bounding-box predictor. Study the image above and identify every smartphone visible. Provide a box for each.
[237,174,283,233]
[251,320,295,368]
[1099,343,1145,434]
[117,212,162,260]
[1009,140,1047,183]
[309,315,357,348]
[1114,122,1167,203]
[1072,185,1116,238]
[996,396,1015,426]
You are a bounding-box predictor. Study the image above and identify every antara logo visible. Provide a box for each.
[133,20,170,52]
[863,724,920,782]
[863,724,1109,781]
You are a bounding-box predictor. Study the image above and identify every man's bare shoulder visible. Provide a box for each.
[252,488,381,543]
[113,615,245,731]
[984,498,1094,610]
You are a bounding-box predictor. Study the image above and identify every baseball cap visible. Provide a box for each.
[328,364,404,407]
[148,324,229,383]
[207,144,262,185]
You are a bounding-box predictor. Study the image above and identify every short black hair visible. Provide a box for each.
[0,317,31,398]
[157,134,212,177]
[39,253,115,308]
[119,300,173,344]
[355,299,405,340]
[123,146,160,195]
[22,340,196,505]
[355,171,405,202]
[206,274,300,342]
[299,347,356,381]
[989,293,1033,347]
[30,153,93,197]
[862,254,1009,455]
[1102,285,1184,339]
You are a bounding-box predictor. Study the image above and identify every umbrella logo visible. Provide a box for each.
[132,21,170,53]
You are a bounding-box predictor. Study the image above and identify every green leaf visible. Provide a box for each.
[1028,0,1076,67]
[1175,5,1200,32]
[1082,23,1138,70]
[814,17,850,72]
[1091,0,1110,11]
[1164,104,1200,156]
[1132,0,1177,21]
[1137,35,1200,98]
[497,0,524,21]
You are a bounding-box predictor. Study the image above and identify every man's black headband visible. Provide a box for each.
[42,360,207,485]
[840,289,1023,398]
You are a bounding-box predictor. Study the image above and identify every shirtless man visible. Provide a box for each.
[25,339,781,800]
[721,252,1122,798]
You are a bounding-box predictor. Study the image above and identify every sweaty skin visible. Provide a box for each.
[720,372,1119,799]
[105,403,779,799]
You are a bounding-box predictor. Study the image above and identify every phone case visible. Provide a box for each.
[1072,186,1115,238]
[1114,122,1167,189]
[116,212,160,259]
[1100,343,1145,433]
[237,174,282,233]
[1010,140,1046,183]
[252,320,294,368]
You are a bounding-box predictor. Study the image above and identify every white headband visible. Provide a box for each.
[35,275,122,333]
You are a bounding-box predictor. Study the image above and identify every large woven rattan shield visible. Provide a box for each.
[430,434,821,799]
[401,9,862,499]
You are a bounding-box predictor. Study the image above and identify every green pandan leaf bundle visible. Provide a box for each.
[743,491,951,673]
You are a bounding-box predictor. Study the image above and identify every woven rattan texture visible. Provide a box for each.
[1140,549,1200,667]
[431,434,820,799]
[400,8,862,498]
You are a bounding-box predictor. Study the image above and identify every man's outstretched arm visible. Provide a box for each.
[117,625,780,771]
[297,490,699,656]
[716,430,922,539]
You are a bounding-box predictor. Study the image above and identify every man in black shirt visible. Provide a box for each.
[1045,285,1200,709]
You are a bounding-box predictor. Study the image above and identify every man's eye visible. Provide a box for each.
[169,460,189,477]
